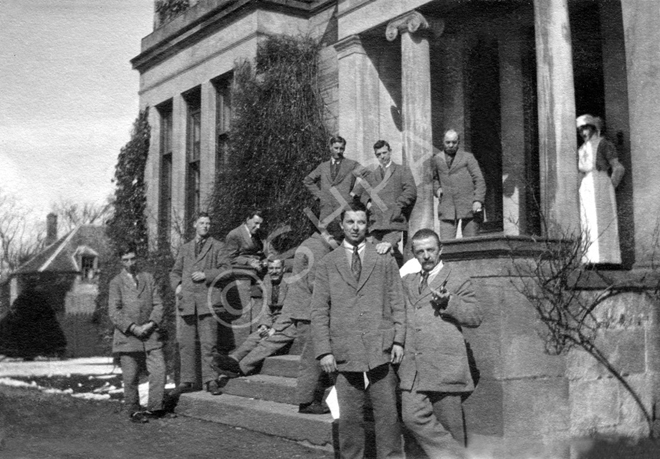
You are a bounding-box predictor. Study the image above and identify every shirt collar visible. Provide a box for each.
[422,260,444,281]
[343,239,365,251]
[244,224,253,238]
[381,161,392,169]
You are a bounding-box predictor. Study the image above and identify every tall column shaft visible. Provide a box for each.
[335,35,379,166]
[387,11,442,235]
[200,81,216,210]
[533,0,579,236]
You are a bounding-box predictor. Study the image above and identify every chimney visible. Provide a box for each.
[46,213,58,246]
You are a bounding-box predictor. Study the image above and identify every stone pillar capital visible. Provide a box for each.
[385,10,444,42]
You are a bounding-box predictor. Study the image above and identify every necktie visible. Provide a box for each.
[195,238,205,257]
[270,283,280,306]
[351,245,362,280]
[331,161,340,181]
[445,153,454,169]
[419,271,429,294]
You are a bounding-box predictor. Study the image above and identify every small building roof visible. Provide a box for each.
[13,226,107,276]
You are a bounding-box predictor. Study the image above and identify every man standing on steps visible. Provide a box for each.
[433,129,486,239]
[170,212,227,396]
[212,222,342,415]
[311,201,406,458]
[303,135,368,225]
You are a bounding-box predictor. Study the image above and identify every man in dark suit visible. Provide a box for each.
[109,244,166,423]
[433,129,486,239]
[399,229,482,458]
[224,209,267,272]
[303,135,368,226]
[355,140,417,265]
[311,201,406,458]
[170,212,227,395]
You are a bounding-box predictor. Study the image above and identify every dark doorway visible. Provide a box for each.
[467,35,503,233]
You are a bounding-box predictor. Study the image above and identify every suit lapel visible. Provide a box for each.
[333,159,352,185]
[136,272,147,297]
[356,245,377,292]
[335,248,357,289]
[195,237,212,263]
[413,265,452,304]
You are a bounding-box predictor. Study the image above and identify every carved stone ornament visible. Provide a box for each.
[386,10,445,42]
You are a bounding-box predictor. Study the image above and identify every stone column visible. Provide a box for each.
[386,11,444,236]
[499,29,527,235]
[533,0,579,237]
[200,81,216,209]
[335,35,379,167]
[620,1,660,266]
[172,94,187,245]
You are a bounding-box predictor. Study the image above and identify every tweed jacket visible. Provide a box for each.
[311,242,406,372]
[170,236,228,316]
[432,149,486,220]
[303,158,368,222]
[224,225,265,266]
[109,270,164,353]
[398,265,482,393]
[279,233,334,324]
[257,274,290,328]
[354,162,417,232]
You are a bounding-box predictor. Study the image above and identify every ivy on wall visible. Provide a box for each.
[155,0,191,26]
[95,110,177,373]
[208,34,330,252]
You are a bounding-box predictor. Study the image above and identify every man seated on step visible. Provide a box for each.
[213,222,343,414]
[226,259,288,362]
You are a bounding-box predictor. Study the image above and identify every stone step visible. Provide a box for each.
[260,354,300,378]
[177,391,336,448]
[220,374,297,405]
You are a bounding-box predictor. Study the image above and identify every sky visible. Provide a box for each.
[0,0,154,225]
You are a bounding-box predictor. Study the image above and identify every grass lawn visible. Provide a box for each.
[0,384,332,459]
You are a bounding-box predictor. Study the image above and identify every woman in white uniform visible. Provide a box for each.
[576,114,625,264]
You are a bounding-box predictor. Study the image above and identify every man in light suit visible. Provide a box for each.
[399,229,482,458]
[311,201,406,458]
[109,244,166,423]
[303,135,368,226]
[170,212,228,395]
[433,129,486,239]
[355,140,417,265]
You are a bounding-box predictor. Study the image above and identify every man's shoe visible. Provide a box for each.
[129,411,149,423]
[143,410,177,419]
[212,353,242,376]
[172,382,195,396]
[298,401,330,415]
[206,380,223,396]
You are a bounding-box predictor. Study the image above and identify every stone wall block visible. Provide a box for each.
[570,378,619,435]
[464,378,504,437]
[618,373,653,436]
[504,378,570,438]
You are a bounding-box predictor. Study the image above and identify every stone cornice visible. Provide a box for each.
[132,0,336,73]
[385,10,444,42]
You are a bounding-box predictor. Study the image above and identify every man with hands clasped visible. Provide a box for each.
[311,201,406,459]
[109,245,166,423]
[399,229,483,458]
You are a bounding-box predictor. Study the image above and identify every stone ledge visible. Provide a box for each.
[177,392,335,446]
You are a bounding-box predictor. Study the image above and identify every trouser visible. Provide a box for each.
[237,317,296,375]
[178,312,218,385]
[230,329,263,361]
[119,348,166,413]
[439,218,478,240]
[336,364,402,459]
[295,320,326,406]
[401,379,467,459]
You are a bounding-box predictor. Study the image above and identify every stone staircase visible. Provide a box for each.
[176,354,337,450]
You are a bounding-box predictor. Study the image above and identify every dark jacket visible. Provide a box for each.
[432,149,486,220]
